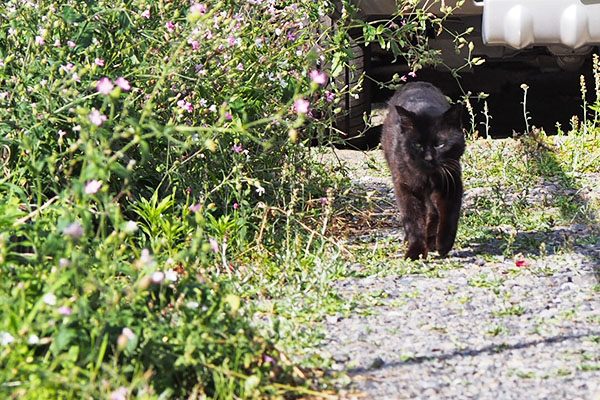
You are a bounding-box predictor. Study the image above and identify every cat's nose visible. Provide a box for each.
[424,152,433,161]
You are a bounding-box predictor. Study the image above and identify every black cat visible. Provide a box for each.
[381,82,465,260]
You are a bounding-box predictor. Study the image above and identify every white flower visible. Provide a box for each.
[256,186,265,196]
[122,328,135,340]
[0,332,15,346]
[42,292,57,306]
[187,301,199,309]
[28,334,40,345]
[124,220,138,233]
[151,271,165,283]
[165,269,178,282]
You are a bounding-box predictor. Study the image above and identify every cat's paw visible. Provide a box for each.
[436,243,453,258]
[405,244,427,260]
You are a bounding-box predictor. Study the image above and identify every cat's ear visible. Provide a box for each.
[443,103,463,129]
[395,106,416,129]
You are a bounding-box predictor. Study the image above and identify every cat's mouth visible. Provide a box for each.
[420,160,438,171]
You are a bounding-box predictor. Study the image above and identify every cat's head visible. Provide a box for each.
[395,104,465,171]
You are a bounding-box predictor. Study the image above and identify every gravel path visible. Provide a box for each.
[318,148,600,399]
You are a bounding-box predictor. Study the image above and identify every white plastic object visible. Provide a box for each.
[482,0,600,49]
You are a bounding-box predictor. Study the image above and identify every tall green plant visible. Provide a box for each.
[0,0,464,398]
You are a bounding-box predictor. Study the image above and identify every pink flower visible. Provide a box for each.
[89,109,107,126]
[232,144,243,153]
[236,63,244,71]
[115,77,131,91]
[400,75,407,82]
[227,36,236,46]
[94,58,105,67]
[110,387,129,400]
[310,69,327,85]
[54,39,62,47]
[35,36,45,45]
[408,71,417,78]
[60,63,74,73]
[294,98,309,114]
[190,3,207,15]
[189,40,199,50]
[189,203,201,212]
[96,77,114,95]
[263,355,276,365]
[62,222,84,239]
[58,306,72,316]
[67,40,76,48]
[324,90,335,103]
[209,238,219,253]
[141,9,151,19]
[165,21,175,33]
[225,111,232,120]
[177,99,193,113]
[85,179,102,194]
[233,203,240,209]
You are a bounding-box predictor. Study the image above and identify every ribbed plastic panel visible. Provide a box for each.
[482,0,600,49]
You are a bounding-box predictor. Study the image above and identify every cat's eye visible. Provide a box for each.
[434,143,445,150]
[414,143,423,149]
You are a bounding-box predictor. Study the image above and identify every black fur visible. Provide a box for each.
[381,82,465,260]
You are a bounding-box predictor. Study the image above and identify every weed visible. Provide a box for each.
[487,323,508,336]
[493,305,526,317]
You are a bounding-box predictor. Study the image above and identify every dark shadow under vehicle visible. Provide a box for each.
[331,0,600,149]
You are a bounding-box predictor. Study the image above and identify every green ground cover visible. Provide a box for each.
[2,0,599,398]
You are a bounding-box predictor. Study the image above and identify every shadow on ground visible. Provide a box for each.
[346,331,600,375]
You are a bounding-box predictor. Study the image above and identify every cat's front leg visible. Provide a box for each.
[395,186,428,260]
[425,200,439,253]
[432,182,463,257]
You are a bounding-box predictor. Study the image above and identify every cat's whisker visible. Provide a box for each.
[442,167,451,197]
[447,166,457,192]
[437,166,451,197]
[436,167,446,194]
[443,159,461,174]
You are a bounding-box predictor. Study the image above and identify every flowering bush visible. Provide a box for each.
[0,0,456,398]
